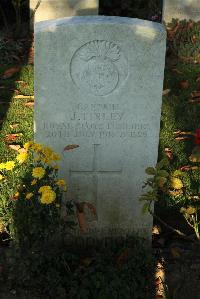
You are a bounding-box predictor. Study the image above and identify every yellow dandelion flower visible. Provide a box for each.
[24,141,33,150]
[41,157,50,164]
[31,179,37,186]
[41,147,61,164]
[51,153,61,161]
[56,179,65,186]
[0,163,6,170]
[12,192,20,200]
[26,192,34,200]
[0,220,5,233]
[40,189,56,204]
[16,152,28,164]
[56,179,67,191]
[32,167,45,179]
[32,143,43,152]
[5,161,15,171]
[170,177,183,190]
[38,185,52,193]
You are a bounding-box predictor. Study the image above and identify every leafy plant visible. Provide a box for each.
[140,156,200,240]
[168,20,200,63]
[0,141,75,245]
[140,158,170,214]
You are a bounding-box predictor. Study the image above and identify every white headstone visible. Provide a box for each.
[35,16,166,238]
[30,0,99,23]
[163,0,200,24]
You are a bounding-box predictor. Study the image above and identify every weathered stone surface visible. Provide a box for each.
[30,0,98,23]
[35,16,166,237]
[163,0,200,23]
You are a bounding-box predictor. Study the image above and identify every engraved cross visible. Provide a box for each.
[69,144,122,202]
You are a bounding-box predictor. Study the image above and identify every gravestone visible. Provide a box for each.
[35,16,166,238]
[163,0,200,24]
[30,0,98,23]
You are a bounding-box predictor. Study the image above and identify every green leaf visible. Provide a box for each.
[145,167,156,175]
[156,159,169,170]
[142,202,150,214]
[173,170,185,177]
[139,191,156,202]
[157,170,169,177]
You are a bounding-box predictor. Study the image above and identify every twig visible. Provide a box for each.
[148,208,195,241]
[184,216,195,229]
[30,0,42,22]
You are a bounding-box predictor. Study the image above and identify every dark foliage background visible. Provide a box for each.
[99,0,163,22]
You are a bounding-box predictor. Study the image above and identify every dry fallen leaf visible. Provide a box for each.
[196,75,200,82]
[189,152,200,163]
[15,80,24,84]
[174,130,194,136]
[155,261,165,297]
[191,91,200,98]
[84,202,97,216]
[179,80,189,89]
[162,89,171,96]
[13,89,19,94]
[189,98,200,103]
[180,165,192,171]
[9,123,19,129]
[11,192,20,201]
[152,225,162,235]
[63,144,79,151]
[168,189,183,196]
[5,133,23,142]
[167,23,180,41]
[154,276,163,286]
[18,148,27,153]
[28,47,34,65]
[188,195,200,200]
[76,211,88,233]
[2,67,20,79]
[14,95,34,100]
[164,147,173,160]
[8,144,21,151]
[175,136,191,141]
[174,130,182,135]
[171,68,184,75]
[24,102,34,107]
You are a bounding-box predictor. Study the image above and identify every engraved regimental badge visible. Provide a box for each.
[70,40,128,96]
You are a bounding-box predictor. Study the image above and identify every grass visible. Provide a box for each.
[0,65,34,231]
[0,20,199,298]
[0,65,34,161]
[159,60,200,204]
[0,57,199,219]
